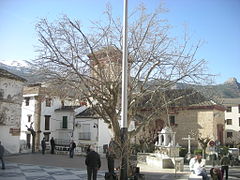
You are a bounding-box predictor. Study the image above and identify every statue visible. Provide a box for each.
[26,122,36,153]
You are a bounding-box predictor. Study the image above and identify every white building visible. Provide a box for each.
[222,98,240,147]
[74,108,112,154]
[20,83,113,154]
[20,84,78,151]
[0,68,26,153]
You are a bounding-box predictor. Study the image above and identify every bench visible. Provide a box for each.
[188,173,203,180]
[55,145,69,155]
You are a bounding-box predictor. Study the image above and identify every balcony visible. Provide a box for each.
[79,132,91,140]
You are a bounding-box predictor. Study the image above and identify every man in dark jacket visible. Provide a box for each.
[50,137,55,154]
[41,138,46,155]
[106,147,115,174]
[221,154,230,180]
[85,148,101,180]
[0,141,5,169]
[69,140,76,158]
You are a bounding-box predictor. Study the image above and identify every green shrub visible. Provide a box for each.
[179,148,188,157]
[194,149,202,155]
[219,146,229,156]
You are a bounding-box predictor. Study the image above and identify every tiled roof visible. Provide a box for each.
[55,106,81,112]
[222,98,240,105]
[75,108,98,118]
[0,68,26,82]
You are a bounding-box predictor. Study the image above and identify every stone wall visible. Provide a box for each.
[0,76,25,153]
[172,108,225,149]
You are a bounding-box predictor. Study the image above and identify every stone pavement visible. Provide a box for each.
[0,163,105,180]
[1,153,240,179]
[0,162,190,180]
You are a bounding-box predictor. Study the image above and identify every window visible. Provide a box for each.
[226,106,232,112]
[79,124,91,140]
[169,116,175,126]
[62,116,68,129]
[46,98,52,107]
[226,119,232,125]
[44,115,51,130]
[27,115,32,122]
[227,132,233,138]
[25,97,30,106]
[43,132,50,141]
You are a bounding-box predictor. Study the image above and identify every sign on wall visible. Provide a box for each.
[9,128,21,136]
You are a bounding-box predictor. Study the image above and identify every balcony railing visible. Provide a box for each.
[55,139,71,146]
[79,132,91,140]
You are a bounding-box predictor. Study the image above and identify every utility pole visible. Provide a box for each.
[120,0,128,179]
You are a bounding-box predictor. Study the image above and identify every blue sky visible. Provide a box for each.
[0,0,239,84]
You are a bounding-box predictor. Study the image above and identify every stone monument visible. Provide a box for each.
[137,126,183,171]
[155,126,179,157]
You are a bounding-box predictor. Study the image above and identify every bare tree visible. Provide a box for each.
[198,136,211,158]
[33,4,213,177]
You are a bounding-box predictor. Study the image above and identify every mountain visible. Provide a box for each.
[0,61,41,84]
[211,78,240,98]
[1,61,240,98]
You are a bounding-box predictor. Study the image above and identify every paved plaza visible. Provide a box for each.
[0,163,105,180]
[0,153,240,180]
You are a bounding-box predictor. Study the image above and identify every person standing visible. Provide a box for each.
[86,145,91,154]
[106,147,115,174]
[0,141,5,169]
[69,140,76,158]
[85,148,101,180]
[50,137,55,154]
[220,154,230,180]
[41,138,46,155]
[108,138,115,173]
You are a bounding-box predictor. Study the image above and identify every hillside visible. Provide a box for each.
[0,61,41,84]
[1,62,240,98]
[211,78,240,98]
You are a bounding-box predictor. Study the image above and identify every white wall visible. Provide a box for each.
[54,110,74,141]
[98,119,112,148]
[225,105,240,132]
[20,95,36,144]
[74,118,98,145]
[225,104,240,144]
[0,77,24,153]
[73,118,112,153]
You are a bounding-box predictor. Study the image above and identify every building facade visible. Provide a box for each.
[20,84,75,151]
[137,102,226,152]
[222,98,240,147]
[169,104,225,148]
[0,68,26,153]
[20,84,112,154]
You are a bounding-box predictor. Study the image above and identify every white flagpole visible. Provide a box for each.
[120,0,128,179]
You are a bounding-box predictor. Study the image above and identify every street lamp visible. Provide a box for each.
[120,0,128,179]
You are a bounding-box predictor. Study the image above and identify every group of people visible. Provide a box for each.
[189,153,231,180]
[40,137,76,158]
[40,137,102,180]
[0,137,117,180]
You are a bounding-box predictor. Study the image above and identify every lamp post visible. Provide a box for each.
[120,0,128,179]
